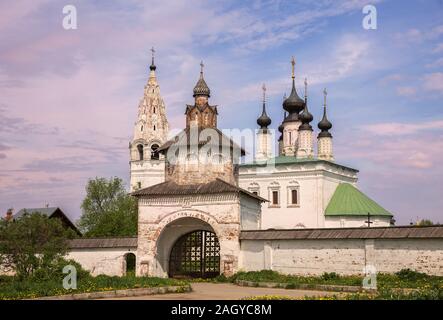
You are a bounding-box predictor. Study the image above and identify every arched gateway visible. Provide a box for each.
[169,230,220,278]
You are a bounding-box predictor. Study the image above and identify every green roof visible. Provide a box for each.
[240,156,358,172]
[325,183,392,217]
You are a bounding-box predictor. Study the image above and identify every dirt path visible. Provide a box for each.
[106,282,342,300]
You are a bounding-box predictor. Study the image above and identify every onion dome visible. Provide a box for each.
[283,56,305,114]
[193,61,210,97]
[299,78,313,131]
[318,88,332,138]
[257,84,272,129]
[149,47,156,71]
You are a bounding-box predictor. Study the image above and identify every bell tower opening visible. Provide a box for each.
[137,144,144,160]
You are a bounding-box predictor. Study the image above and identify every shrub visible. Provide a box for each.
[321,272,340,281]
[395,269,429,281]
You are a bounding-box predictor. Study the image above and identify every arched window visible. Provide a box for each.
[140,125,144,132]
[151,144,160,160]
[137,144,144,160]
[125,253,136,276]
[153,125,156,131]
[153,107,156,113]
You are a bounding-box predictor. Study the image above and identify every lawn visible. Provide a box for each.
[0,274,188,300]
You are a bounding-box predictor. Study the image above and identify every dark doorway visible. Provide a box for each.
[125,253,136,276]
[169,230,220,279]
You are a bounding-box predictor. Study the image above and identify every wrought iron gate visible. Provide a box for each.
[169,230,220,278]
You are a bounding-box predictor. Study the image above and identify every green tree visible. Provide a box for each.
[0,213,73,279]
[417,219,434,226]
[78,177,138,237]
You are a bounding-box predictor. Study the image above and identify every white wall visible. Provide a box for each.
[240,238,443,276]
[67,248,136,277]
[239,161,358,229]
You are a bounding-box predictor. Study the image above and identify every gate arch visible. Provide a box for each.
[169,230,220,278]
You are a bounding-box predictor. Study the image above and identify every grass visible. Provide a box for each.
[228,269,443,290]
[0,274,188,300]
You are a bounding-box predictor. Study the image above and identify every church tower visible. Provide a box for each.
[296,78,314,158]
[280,57,305,156]
[255,84,273,161]
[317,88,334,161]
[129,48,169,191]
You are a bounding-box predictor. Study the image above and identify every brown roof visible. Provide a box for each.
[240,225,443,240]
[131,178,267,202]
[157,127,246,156]
[68,237,137,249]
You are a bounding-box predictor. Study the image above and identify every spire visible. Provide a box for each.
[257,83,271,129]
[318,88,332,137]
[283,56,305,114]
[299,78,313,130]
[193,61,211,97]
[149,47,156,71]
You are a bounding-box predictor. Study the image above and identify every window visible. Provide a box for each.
[153,107,156,113]
[137,182,141,189]
[140,125,143,132]
[272,191,279,205]
[291,189,298,205]
[287,181,300,207]
[153,125,156,131]
[268,182,280,207]
[137,144,144,160]
[151,144,159,160]
[248,183,260,196]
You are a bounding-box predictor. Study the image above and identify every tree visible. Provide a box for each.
[417,219,434,226]
[0,213,73,279]
[78,177,138,237]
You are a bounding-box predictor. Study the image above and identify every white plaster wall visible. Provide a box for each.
[129,159,165,192]
[239,162,358,229]
[67,248,137,276]
[239,238,443,276]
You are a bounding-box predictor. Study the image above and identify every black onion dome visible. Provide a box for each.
[283,111,299,123]
[283,78,305,113]
[318,107,332,137]
[257,102,271,129]
[193,62,210,97]
[299,102,313,130]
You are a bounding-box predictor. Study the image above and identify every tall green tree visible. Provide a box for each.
[0,213,73,279]
[78,177,138,237]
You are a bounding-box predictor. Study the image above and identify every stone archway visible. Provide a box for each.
[169,230,220,278]
[154,216,219,278]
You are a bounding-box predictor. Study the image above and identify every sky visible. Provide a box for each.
[0,0,442,225]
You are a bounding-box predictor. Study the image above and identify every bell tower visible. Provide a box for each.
[129,48,169,191]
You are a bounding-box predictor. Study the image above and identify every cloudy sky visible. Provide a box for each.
[0,0,442,225]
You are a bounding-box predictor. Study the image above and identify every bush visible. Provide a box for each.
[395,269,429,281]
[321,272,340,281]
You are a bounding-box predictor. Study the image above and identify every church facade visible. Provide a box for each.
[128,54,394,278]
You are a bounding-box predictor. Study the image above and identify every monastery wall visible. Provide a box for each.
[239,236,443,276]
[66,248,136,277]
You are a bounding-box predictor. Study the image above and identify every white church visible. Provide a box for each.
[64,53,443,279]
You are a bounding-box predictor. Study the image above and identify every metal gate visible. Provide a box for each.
[169,230,220,278]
